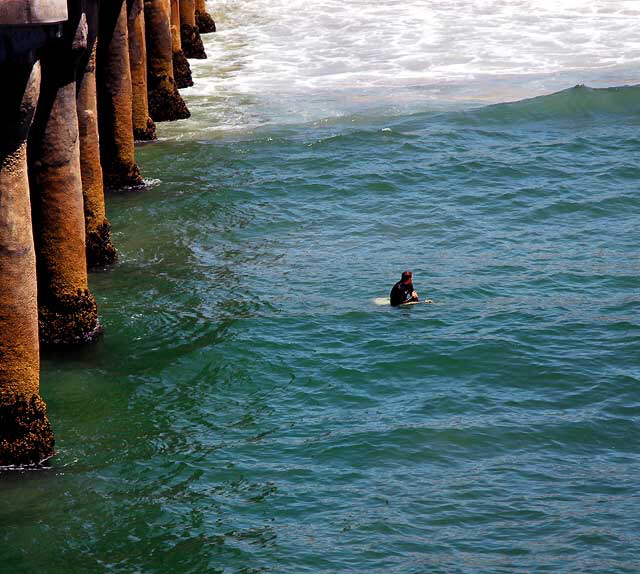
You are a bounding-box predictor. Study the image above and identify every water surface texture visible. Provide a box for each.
[2,2,640,573]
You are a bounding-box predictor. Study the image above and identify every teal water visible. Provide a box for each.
[2,86,640,573]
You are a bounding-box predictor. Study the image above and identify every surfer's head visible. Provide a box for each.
[401,270,413,284]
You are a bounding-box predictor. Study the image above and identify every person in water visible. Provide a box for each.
[390,270,432,306]
[390,270,419,306]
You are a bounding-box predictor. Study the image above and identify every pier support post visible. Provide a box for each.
[28,0,102,347]
[0,56,55,466]
[144,0,190,122]
[97,0,144,189]
[195,0,215,34]
[77,0,118,268]
[170,0,193,88]
[127,0,157,141]
[179,0,206,59]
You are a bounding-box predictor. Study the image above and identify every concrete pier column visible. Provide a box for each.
[97,0,144,189]
[77,0,118,268]
[170,0,193,88]
[127,0,157,141]
[144,0,190,122]
[28,1,103,347]
[195,0,215,34]
[179,0,205,59]
[0,55,55,466]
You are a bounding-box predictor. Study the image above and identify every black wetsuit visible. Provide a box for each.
[390,280,417,306]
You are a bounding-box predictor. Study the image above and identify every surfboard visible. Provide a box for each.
[372,297,432,306]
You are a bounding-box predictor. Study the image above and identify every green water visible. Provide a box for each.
[2,86,640,573]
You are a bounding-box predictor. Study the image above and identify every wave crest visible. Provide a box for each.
[462,84,640,124]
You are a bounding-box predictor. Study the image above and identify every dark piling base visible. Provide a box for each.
[103,162,144,191]
[195,10,216,33]
[173,50,194,89]
[134,116,157,142]
[87,220,118,270]
[39,289,104,347]
[148,76,190,122]
[181,23,206,59]
[0,394,55,467]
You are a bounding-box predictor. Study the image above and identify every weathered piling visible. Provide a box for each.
[179,0,206,59]
[170,0,193,88]
[144,0,190,121]
[195,0,215,34]
[28,0,103,347]
[97,0,144,189]
[0,53,56,466]
[1,0,214,465]
[127,0,157,141]
[77,0,118,268]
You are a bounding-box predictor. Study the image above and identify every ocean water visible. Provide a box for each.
[2,2,640,573]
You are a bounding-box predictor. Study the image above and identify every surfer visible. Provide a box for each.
[390,270,419,306]
[390,270,433,306]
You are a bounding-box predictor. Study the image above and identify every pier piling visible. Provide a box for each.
[170,0,193,88]
[195,0,215,34]
[127,0,158,141]
[179,0,206,59]
[78,0,118,268]
[0,55,55,466]
[28,0,102,347]
[144,0,190,122]
[97,0,144,189]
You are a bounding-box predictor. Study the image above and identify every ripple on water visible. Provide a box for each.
[4,83,640,574]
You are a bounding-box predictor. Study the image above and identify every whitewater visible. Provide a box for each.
[165,0,640,133]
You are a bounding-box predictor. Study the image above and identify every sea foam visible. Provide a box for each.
[170,1,640,134]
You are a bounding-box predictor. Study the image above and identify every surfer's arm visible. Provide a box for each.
[413,289,434,303]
